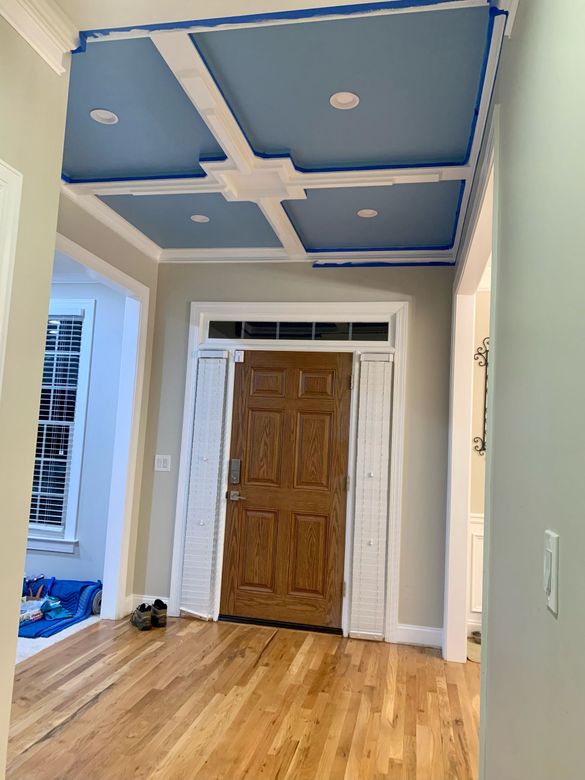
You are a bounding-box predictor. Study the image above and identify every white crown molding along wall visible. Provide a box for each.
[2,0,517,264]
[0,0,78,74]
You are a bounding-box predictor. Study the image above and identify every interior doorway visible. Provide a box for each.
[16,235,149,663]
[444,149,495,663]
[219,350,352,630]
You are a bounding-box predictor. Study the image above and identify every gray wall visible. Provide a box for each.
[25,282,125,582]
[482,2,585,778]
[136,262,453,629]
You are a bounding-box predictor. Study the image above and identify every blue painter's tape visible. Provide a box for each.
[311,260,455,268]
[74,1,493,46]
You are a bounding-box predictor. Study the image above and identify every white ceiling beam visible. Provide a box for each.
[64,177,228,197]
[257,198,307,260]
[151,30,257,174]
[68,162,472,198]
[0,0,78,74]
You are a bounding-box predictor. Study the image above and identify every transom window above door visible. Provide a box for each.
[208,321,389,342]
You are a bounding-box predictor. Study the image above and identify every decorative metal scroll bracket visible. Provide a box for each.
[473,337,489,455]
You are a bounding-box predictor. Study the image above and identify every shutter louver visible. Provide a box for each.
[180,356,229,618]
[350,356,393,639]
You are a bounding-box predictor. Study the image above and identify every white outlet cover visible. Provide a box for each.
[155,454,171,472]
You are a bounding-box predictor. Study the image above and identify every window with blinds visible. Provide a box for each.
[29,306,92,537]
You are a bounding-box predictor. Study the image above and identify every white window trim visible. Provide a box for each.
[27,298,95,552]
[169,301,409,644]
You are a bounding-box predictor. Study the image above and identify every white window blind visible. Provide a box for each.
[29,300,94,542]
[350,355,394,640]
[180,355,229,618]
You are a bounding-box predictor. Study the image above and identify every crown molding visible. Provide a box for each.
[0,0,78,74]
[159,247,291,263]
[60,185,161,261]
[495,0,519,36]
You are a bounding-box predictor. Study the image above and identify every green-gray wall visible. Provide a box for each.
[482,2,585,778]
[0,17,69,773]
[136,262,454,629]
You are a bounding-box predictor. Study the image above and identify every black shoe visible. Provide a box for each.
[130,603,152,631]
[151,599,167,628]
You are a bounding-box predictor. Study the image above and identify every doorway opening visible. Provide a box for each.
[170,302,410,643]
[16,236,149,664]
[444,145,495,664]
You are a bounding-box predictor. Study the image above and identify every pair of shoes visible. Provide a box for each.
[130,599,167,631]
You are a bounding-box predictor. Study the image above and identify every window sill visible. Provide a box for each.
[27,536,79,554]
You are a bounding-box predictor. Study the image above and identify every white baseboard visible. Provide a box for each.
[127,594,170,614]
[467,617,483,632]
[389,623,443,648]
[349,631,384,642]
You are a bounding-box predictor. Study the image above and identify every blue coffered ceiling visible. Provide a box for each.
[192,7,489,171]
[283,182,464,252]
[99,193,282,249]
[63,38,225,182]
[61,1,510,263]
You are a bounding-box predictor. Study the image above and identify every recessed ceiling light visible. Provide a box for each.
[357,208,378,219]
[190,214,210,223]
[89,108,119,125]
[329,91,360,111]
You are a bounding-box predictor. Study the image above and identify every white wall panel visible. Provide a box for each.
[350,355,393,639]
[180,356,228,617]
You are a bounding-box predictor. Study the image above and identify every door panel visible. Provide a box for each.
[220,351,352,628]
[237,509,278,592]
[244,409,283,486]
[288,512,328,597]
[293,411,332,490]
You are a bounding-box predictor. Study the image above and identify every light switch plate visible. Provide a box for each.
[154,454,171,472]
[544,529,559,615]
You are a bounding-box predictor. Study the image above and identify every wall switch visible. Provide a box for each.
[544,530,559,615]
[154,454,171,472]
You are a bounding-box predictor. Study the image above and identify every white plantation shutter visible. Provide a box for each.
[29,302,94,538]
[180,354,229,618]
[350,354,394,639]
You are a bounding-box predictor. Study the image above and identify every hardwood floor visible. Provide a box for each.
[8,618,480,779]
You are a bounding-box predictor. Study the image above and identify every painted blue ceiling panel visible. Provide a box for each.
[63,39,225,181]
[283,181,463,251]
[98,193,282,249]
[192,6,490,171]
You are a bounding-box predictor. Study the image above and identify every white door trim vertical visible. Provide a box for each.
[55,233,150,619]
[0,159,22,401]
[169,301,408,642]
[443,113,496,661]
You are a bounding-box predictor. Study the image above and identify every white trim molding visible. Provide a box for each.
[0,159,22,401]
[26,536,78,554]
[60,186,161,262]
[0,0,78,74]
[169,300,409,646]
[391,624,443,649]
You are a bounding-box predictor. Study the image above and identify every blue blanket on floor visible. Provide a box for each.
[19,579,102,638]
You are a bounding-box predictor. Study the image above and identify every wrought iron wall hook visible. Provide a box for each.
[474,337,489,455]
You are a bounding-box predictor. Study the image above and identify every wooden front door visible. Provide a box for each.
[220,351,352,629]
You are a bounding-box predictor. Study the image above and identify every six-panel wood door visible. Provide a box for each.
[219,351,352,628]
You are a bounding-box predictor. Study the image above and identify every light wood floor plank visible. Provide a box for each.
[8,618,480,780]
